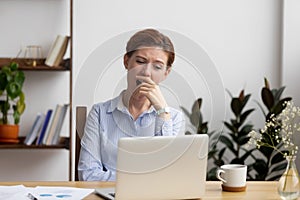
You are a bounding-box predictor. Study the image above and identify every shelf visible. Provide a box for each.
[0,58,70,71]
[0,137,70,149]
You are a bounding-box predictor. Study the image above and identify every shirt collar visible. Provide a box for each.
[107,91,125,113]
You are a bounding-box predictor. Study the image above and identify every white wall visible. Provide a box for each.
[74,0,282,129]
[282,0,300,169]
[73,0,286,177]
[1,0,299,181]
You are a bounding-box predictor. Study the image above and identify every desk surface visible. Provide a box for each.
[0,181,292,200]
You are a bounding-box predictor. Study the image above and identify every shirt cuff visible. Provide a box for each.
[155,117,173,136]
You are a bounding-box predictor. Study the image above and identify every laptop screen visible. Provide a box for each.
[113,134,208,200]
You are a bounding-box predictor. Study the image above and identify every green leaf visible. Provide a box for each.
[1,66,11,74]
[198,121,208,134]
[6,82,21,99]
[230,158,244,165]
[270,97,292,117]
[207,167,218,181]
[208,148,218,157]
[0,73,7,91]
[16,99,26,115]
[191,111,201,127]
[192,98,202,113]
[240,148,255,161]
[224,121,236,133]
[271,162,287,173]
[230,119,240,129]
[19,91,25,103]
[241,94,251,110]
[261,87,274,110]
[219,135,236,155]
[214,159,225,167]
[218,147,226,158]
[237,135,250,145]
[14,71,25,85]
[273,86,286,103]
[240,109,255,125]
[253,159,268,179]
[258,146,274,159]
[184,131,192,135]
[10,62,19,71]
[231,98,242,117]
[13,111,20,124]
[271,152,285,165]
[239,124,254,136]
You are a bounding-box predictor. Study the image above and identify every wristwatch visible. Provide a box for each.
[156,107,171,115]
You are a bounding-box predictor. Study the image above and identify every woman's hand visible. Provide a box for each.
[132,75,167,110]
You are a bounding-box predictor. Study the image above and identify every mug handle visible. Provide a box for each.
[216,169,227,183]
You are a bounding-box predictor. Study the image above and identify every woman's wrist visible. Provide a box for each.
[156,107,171,120]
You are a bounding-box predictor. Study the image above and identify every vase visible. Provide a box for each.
[278,156,300,200]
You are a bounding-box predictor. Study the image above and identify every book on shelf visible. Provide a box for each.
[24,113,45,145]
[43,104,69,145]
[35,109,53,145]
[45,35,69,67]
[51,104,69,145]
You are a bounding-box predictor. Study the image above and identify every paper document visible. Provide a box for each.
[0,185,28,200]
[0,185,94,200]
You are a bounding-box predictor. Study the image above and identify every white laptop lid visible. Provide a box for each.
[114,134,208,200]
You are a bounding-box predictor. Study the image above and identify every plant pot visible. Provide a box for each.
[0,124,19,143]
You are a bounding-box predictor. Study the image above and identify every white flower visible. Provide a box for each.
[248,101,300,157]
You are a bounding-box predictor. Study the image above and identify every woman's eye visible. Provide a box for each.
[136,60,145,64]
[154,64,163,70]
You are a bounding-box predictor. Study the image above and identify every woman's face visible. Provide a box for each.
[124,47,171,91]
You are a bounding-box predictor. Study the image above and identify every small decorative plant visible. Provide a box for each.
[249,78,292,180]
[0,62,26,125]
[248,100,300,198]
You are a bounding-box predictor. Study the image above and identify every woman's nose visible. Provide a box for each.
[142,63,152,76]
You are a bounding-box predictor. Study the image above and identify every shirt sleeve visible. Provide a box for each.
[154,108,185,136]
[78,104,115,181]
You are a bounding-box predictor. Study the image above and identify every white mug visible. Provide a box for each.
[216,164,247,188]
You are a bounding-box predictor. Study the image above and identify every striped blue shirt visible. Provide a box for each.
[78,92,184,181]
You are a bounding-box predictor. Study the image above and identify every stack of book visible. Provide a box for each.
[24,104,69,146]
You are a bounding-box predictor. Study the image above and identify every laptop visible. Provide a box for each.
[95,134,208,200]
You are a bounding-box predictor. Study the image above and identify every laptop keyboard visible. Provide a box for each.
[109,193,115,197]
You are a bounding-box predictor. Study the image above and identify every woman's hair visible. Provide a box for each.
[125,29,175,68]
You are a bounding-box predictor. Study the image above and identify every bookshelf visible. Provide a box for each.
[0,0,73,180]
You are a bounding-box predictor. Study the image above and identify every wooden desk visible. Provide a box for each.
[0,181,292,199]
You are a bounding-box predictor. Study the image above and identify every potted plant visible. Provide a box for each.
[0,62,25,142]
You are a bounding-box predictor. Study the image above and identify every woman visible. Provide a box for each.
[78,28,184,181]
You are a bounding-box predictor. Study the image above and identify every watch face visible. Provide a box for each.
[157,107,171,115]
[165,107,171,113]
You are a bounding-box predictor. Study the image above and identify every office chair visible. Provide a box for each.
[75,106,87,181]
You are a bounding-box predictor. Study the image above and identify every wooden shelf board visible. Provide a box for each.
[0,58,70,71]
[0,137,70,149]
